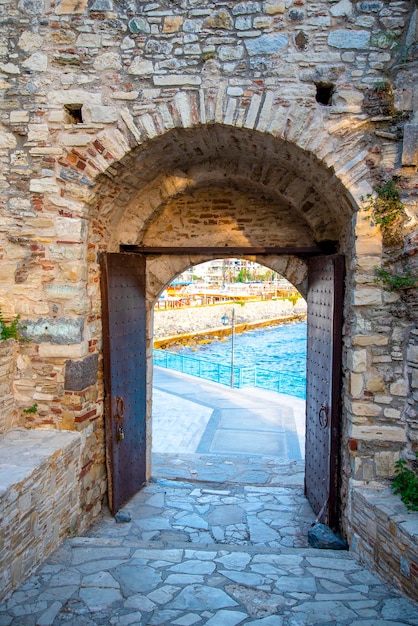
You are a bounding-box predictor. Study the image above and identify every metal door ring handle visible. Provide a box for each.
[319,405,329,428]
[115,396,124,417]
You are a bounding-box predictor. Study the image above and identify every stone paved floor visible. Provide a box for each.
[1,472,418,626]
[152,368,306,461]
[1,370,418,625]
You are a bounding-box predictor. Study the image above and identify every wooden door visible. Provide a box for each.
[305,255,344,529]
[101,253,147,515]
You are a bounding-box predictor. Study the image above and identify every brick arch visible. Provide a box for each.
[78,88,370,193]
[58,89,373,252]
[109,125,359,252]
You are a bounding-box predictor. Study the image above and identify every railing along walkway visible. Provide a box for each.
[153,349,306,399]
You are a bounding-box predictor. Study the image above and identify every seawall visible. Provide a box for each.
[154,299,306,348]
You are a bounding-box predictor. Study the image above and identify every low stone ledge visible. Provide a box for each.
[349,482,418,602]
[0,428,82,601]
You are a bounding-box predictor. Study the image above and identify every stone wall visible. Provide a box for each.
[350,484,418,602]
[0,0,417,556]
[406,328,418,450]
[0,339,17,434]
[0,428,82,601]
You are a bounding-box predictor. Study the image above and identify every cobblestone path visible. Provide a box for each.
[1,465,418,626]
[2,370,418,625]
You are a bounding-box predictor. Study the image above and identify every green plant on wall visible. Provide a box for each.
[23,403,38,415]
[374,267,418,292]
[374,78,391,94]
[202,50,216,61]
[364,177,406,247]
[392,455,418,511]
[0,311,26,341]
[370,32,399,50]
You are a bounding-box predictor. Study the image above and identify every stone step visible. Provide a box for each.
[68,534,349,559]
[86,475,315,551]
[152,453,305,487]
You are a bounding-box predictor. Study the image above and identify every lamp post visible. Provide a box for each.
[221,308,235,388]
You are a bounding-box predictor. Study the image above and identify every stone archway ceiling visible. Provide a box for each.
[142,185,315,248]
[94,125,357,249]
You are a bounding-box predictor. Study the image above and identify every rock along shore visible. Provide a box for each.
[154,299,307,348]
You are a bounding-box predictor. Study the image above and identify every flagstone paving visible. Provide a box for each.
[1,371,418,624]
[1,471,418,625]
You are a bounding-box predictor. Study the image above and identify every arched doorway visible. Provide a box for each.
[97,123,356,530]
[151,259,307,458]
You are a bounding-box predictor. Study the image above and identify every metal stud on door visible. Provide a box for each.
[305,255,344,530]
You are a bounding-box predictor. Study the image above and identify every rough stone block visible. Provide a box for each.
[357,2,383,12]
[232,2,261,15]
[218,45,244,61]
[93,53,122,72]
[47,244,84,261]
[65,354,99,391]
[153,75,201,86]
[366,375,384,392]
[56,0,88,14]
[355,233,382,255]
[61,133,93,147]
[351,373,363,396]
[245,33,288,56]
[0,62,19,74]
[352,335,388,347]
[55,216,87,243]
[21,52,48,72]
[38,342,89,359]
[351,424,405,441]
[351,349,367,373]
[163,16,184,33]
[48,90,101,105]
[17,31,43,51]
[83,105,119,124]
[22,317,84,345]
[407,345,418,364]
[27,124,49,142]
[265,0,285,14]
[204,10,233,30]
[402,124,418,166]
[10,111,29,123]
[330,0,354,18]
[76,34,101,48]
[128,59,154,75]
[353,287,382,306]
[351,401,382,417]
[128,17,151,34]
[29,178,60,194]
[390,379,408,397]
[328,30,370,49]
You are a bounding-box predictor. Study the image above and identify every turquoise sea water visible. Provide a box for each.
[177,321,306,371]
[170,321,307,398]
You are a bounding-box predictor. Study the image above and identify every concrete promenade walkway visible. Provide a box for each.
[1,369,418,625]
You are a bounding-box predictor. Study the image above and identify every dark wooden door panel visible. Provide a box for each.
[101,253,147,515]
[305,255,344,529]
